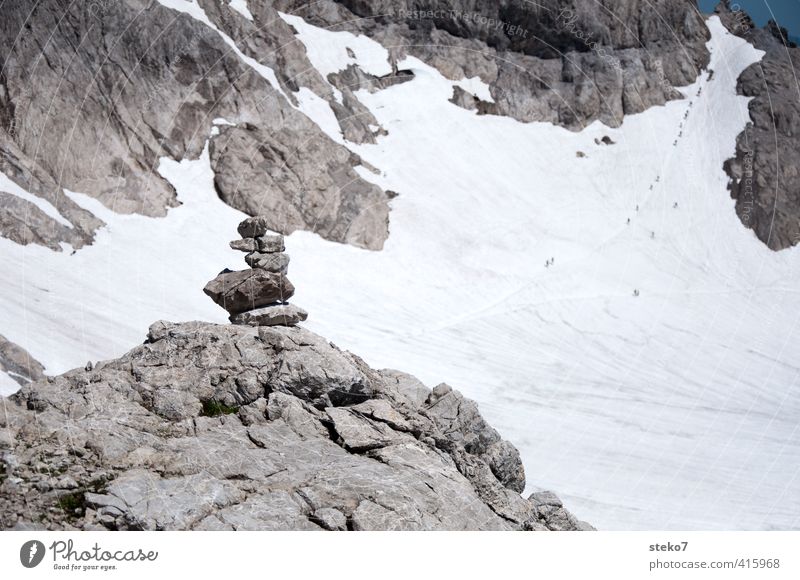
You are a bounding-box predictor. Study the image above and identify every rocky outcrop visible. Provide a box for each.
[278,0,710,129]
[0,321,591,531]
[717,1,800,250]
[0,0,716,255]
[208,124,389,250]
[0,0,390,251]
[0,335,45,387]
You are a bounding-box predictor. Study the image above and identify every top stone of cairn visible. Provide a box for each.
[237,216,270,238]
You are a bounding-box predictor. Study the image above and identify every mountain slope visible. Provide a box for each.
[0,5,798,531]
[0,320,591,531]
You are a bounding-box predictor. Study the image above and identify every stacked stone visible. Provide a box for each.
[203,216,308,327]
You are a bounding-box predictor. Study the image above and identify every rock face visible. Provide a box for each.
[0,321,591,531]
[0,0,715,254]
[278,0,710,129]
[0,335,46,387]
[0,0,390,251]
[717,2,800,250]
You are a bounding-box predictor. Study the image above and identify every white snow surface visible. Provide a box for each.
[280,12,393,79]
[0,144,244,378]
[1,15,798,530]
[0,371,20,396]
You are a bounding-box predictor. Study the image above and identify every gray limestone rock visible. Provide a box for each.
[229,238,258,253]
[237,216,271,239]
[256,234,287,253]
[0,321,590,531]
[0,334,46,386]
[717,2,800,250]
[203,269,295,315]
[529,490,564,508]
[209,123,390,250]
[312,507,347,530]
[229,303,308,327]
[245,252,290,273]
[280,0,709,129]
[0,0,391,252]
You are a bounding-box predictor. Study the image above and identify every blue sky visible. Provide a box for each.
[698,0,800,38]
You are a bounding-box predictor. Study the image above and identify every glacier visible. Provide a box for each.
[0,14,797,530]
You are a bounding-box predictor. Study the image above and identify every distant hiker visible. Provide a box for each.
[649,184,653,190]
[636,205,639,212]
[626,218,630,225]
[673,202,678,209]
[651,231,655,239]
[633,289,640,297]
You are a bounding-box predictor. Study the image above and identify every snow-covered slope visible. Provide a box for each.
[1,15,798,530]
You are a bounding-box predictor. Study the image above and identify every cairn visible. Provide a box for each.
[203,216,308,327]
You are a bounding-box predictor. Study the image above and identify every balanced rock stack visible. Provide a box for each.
[203,216,308,327]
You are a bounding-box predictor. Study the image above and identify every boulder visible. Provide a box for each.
[245,252,290,273]
[229,304,308,327]
[203,269,295,315]
[256,234,285,253]
[229,238,258,253]
[237,216,271,238]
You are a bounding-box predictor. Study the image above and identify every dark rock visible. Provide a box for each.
[529,490,564,508]
[203,269,295,315]
[256,234,286,253]
[237,216,271,239]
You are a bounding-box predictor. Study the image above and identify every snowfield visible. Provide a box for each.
[1,13,798,530]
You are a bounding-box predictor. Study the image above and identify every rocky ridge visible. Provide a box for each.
[0,0,390,252]
[0,0,714,254]
[0,335,45,388]
[277,0,711,128]
[0,319,591,531]
[716,1,800,250]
